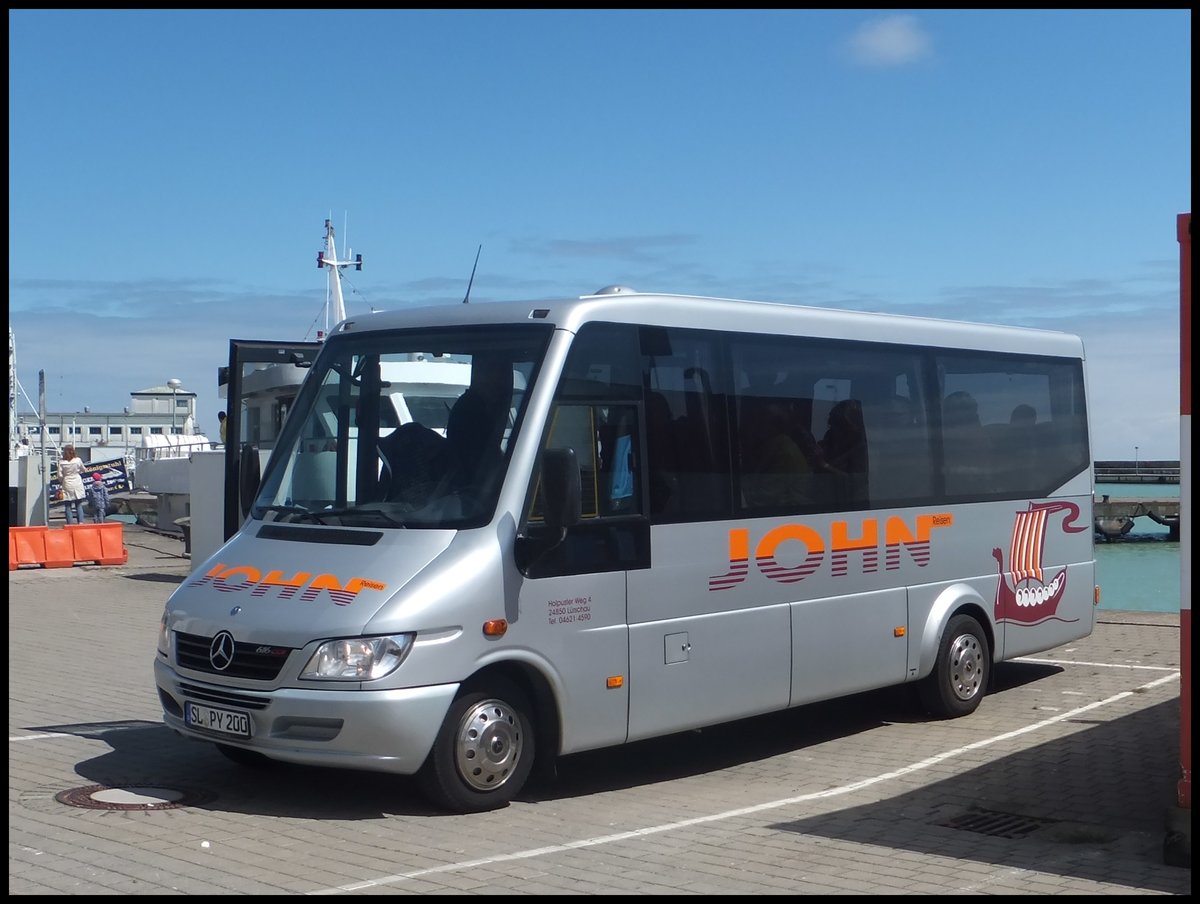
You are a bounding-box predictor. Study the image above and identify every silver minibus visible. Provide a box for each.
[155,287,1096,812]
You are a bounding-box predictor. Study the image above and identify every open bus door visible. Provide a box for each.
[221,339,323,541]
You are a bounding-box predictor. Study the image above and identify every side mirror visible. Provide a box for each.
[515,447,581,574]
[540,447,581,532]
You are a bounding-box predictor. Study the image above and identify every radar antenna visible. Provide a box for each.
[316,217,363,335]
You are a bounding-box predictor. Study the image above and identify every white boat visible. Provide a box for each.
[132,434,216,531]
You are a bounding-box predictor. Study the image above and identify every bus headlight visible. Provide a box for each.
[157,608,170,657]
[300,634,415,681]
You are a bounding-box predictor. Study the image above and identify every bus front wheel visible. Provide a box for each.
[919,614,989,718]
[418,676,535,813]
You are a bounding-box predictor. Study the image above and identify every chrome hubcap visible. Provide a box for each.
[948,633,984,701]
[454,698,523,792]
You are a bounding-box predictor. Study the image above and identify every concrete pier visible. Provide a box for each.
[1094,495,1180,540]
[1094,460,1180,484]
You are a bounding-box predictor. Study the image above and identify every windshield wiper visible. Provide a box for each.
[255,504,328,525]
[256,503,407,528]
[317,506,408,528]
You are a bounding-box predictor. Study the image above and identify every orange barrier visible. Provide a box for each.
[10,526,75,569]
[9,522,129,570]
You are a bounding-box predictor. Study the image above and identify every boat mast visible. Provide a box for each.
[315,218,363,338]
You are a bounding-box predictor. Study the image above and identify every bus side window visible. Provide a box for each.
[600,406,639,515]
[644,390,679,516]
[942,390,989,495]
[528,402,643,521]
[523,401,649,578]
[819,398,869,507]
[864,393,930,503]
[738,394,815,511]
[642,328,729,521]
[550,404,600,518]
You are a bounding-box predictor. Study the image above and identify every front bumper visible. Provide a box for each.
[154,657,458,774]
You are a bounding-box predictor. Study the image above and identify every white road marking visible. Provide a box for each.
[309,670,1180,894]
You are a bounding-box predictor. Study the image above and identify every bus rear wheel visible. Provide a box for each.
[418,676,535,813]
[919,614,989,718]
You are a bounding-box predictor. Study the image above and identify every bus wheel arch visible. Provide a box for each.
[917,589,994,678]
[482,661,562,771]
[471,661,562,764]
[919,609,992,719]
[416,663,558,813]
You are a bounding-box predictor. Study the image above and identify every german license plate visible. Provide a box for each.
[185,702,251,738]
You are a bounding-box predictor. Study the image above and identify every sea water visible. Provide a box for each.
[1093,482,1180,613]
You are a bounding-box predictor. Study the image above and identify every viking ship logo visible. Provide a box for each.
[992,501,1086,625]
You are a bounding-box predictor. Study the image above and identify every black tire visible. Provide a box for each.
[418,676,535,813]
[918,614,990,718]
[215,743,277,769]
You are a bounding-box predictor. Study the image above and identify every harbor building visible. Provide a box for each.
[11,381,205,467]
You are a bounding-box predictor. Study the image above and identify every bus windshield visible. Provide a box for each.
[251,323,553,530]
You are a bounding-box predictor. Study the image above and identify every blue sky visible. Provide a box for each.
[8,9,1191,459]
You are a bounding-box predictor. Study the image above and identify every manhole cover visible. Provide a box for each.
[940,807,1058,839]
[55,784,215,810]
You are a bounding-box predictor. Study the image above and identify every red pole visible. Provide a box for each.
[1178,211,1191,812]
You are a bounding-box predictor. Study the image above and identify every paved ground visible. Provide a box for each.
[9,523,1192,895]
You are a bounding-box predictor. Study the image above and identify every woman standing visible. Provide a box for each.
[59,444,87,524]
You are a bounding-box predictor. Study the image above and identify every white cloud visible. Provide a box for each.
[846,14,932,67]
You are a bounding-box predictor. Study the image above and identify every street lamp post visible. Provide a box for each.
[168,378,182,435]
[1134,445,1139,476]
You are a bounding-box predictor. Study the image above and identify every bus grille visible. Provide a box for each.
[174,631,293,681]
[178,682,272,710]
